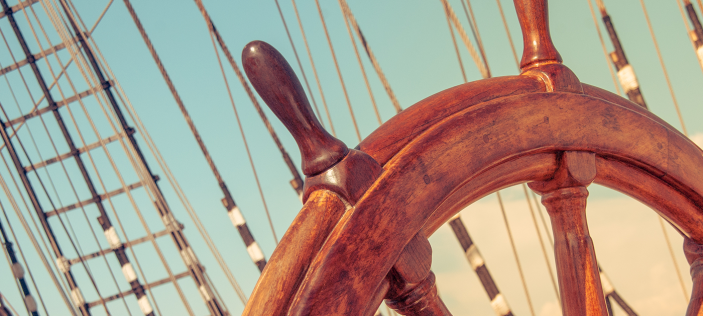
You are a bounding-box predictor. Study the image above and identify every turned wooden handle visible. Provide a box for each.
[243,41,348,176]
[513,0,562,70]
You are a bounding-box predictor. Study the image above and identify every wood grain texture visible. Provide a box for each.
[513,0,562,70]
[358,76,544,165]
[242,190,346,316]
[529,152,608,315]
[282,92,703,315]
[685,237,703,316]
[242,40,347,176]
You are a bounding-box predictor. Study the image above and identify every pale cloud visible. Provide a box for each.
[429,185,690,316]
[689,132,703,149]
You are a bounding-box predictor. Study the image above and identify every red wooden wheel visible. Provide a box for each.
[239,0,703,315]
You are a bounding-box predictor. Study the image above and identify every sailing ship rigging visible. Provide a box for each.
[0,0,701,315]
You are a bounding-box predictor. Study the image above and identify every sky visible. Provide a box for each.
[0,0,703,315]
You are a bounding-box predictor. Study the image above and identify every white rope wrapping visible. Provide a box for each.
[55,256,70,273]
[121,262,138,283]
[696,45,703,69]
[198,285,213,302]
[137,295,153,315]
[246,241,265,263]
[70,288,84,307]
[227,206,246,227]
[161,213,179,232]
[465,244,484,270]
[103,226,121,249]
[490,293,511,316]
[179,247,197,268]
[617,64,639,94]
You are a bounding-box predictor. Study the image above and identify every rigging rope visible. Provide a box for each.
[585,0,623,96]
[55,0,240,312]
[459,0,490,77]
[496,192,536,316]
[338,0,403,114]
[209,31,279,245]
[440,0,488,79]
[494,0,519,67]
[0,201,41,316]
[273,0,324,126]
[0,19,118,314]
[192,0,305,198]
[637,0,688,136]
[339,1,382,125]
[290,0,336,135]
[445,7,539,312]
[596,0,689,300]
[0,159,77,315]
[314,0,362,141]
[122,0,268,278]
[2,10,142,313]
[444,8,468,83]
[37,0,211,313]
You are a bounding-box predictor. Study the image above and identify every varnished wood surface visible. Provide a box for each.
[513,0,562,70]
[685,238,703,316]
[240,0,703,312]
[280,92,703,315]
[530,152,608,315]
[242,41,347,176]
[358,76,544,164]
[302,149,383,204]
[424,153,557,236]
[242,190,346,316]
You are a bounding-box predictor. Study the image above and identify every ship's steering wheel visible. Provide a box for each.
[239,0,703,315]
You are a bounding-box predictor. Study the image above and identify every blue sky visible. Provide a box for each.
[0,0,702,315]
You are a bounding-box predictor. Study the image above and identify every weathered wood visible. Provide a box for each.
[242,190,346,316]
[281,92,703,315]
[240,1,703,314]
[358,76,544,165]
[685,237,703,316]
[529,152,608,315]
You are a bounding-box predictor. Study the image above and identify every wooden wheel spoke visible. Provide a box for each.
[384,233,451,316]
[685,237,703,315]
[529,151,607,315]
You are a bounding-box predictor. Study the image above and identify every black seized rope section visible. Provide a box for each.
[55,0,227,314]
[0,208,39,316]
[597,3,647,108]
[448,216,514,316]
[122,0,267,272]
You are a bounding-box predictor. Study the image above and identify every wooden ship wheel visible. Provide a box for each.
[239,0,703,315]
